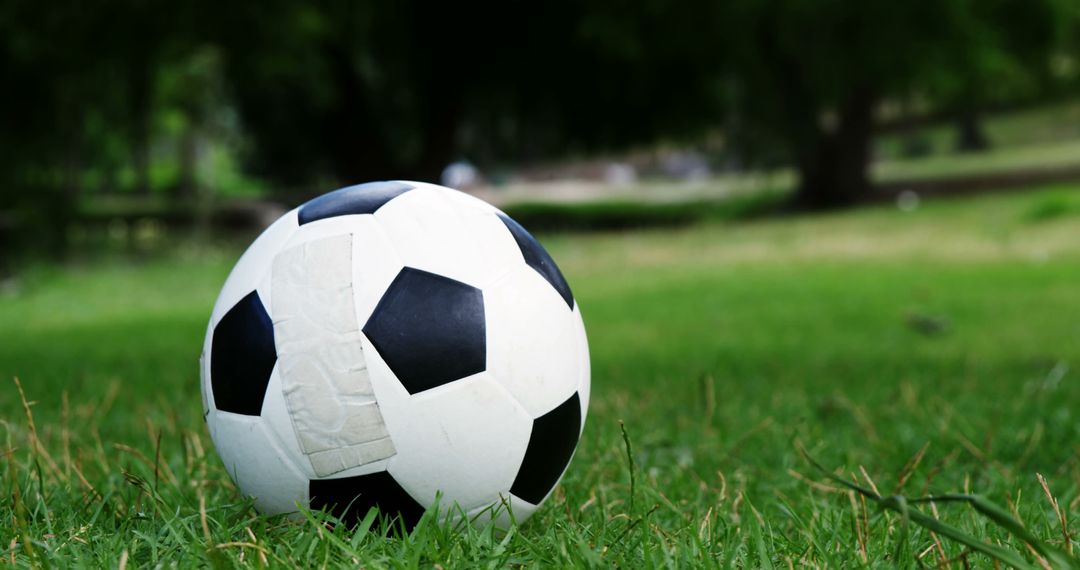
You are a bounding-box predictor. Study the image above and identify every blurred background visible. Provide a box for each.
[2,2,1080,563]
[1,0,1078,265]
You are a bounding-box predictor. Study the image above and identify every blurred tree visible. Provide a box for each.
[0,0,122,254]
[157,47,230,201]
[721,0,1074,208]
[1,0,1077,264]
[211,2,490,186]
[210,0,725,189]
[943,0,1074,153]
[216,0,1075,208]
[0,0,214,256]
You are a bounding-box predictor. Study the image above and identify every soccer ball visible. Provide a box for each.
[200,181,589,530]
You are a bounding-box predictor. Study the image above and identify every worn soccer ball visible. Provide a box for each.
[200,181,589,529]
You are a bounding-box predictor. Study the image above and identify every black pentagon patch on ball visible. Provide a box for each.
[210,291,277,416]
[309,471,425,531]
[363,267,486,395]
[510,392,582,505]
[497,213,574,308]
[298,181,414,225]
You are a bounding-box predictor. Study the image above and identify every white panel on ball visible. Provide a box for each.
[433,191,530,288]
[373,186,498,288]
[362,331,531,512]
[386,373,532,512]
[485,265,584,417]
[349,217,407,325]
[210,412,309,516]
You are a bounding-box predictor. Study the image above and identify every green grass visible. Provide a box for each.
[3,185,1080,566]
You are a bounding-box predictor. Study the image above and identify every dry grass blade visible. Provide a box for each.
[893,442,929,494]
[13,377,65,481]
[198,488,213,544]
[926,499,949,567]
[787,469,844,494]
[1036,473,1072,556]
[847,488,868,564]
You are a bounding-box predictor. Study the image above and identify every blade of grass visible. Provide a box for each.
[745,501,774,570]
[619,420,636,516]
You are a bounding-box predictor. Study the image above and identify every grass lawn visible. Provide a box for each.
[3,185,1080,567]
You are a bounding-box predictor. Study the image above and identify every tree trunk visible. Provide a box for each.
[954,108,989,153]
[130,52,153,196]
[322,39,463,186]
[414,95,462,183]
[793,88,876,210]
[323,43,393,185]
[52,139,82,258]
[176,126,198,201]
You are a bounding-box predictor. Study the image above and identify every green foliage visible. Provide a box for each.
[1022,189,1080,222]
[2,185,1079,566]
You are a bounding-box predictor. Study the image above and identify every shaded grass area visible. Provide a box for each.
[500,190,786,232]
[2,185,1080,566]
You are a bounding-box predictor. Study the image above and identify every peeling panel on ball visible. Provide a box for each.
[510,392,582,505]
[497,213,574,308]
[210,291,277,416]
[297,181,414,224]
[260,364,314,478]
[309,471,425,530]
[272,234,395,478]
